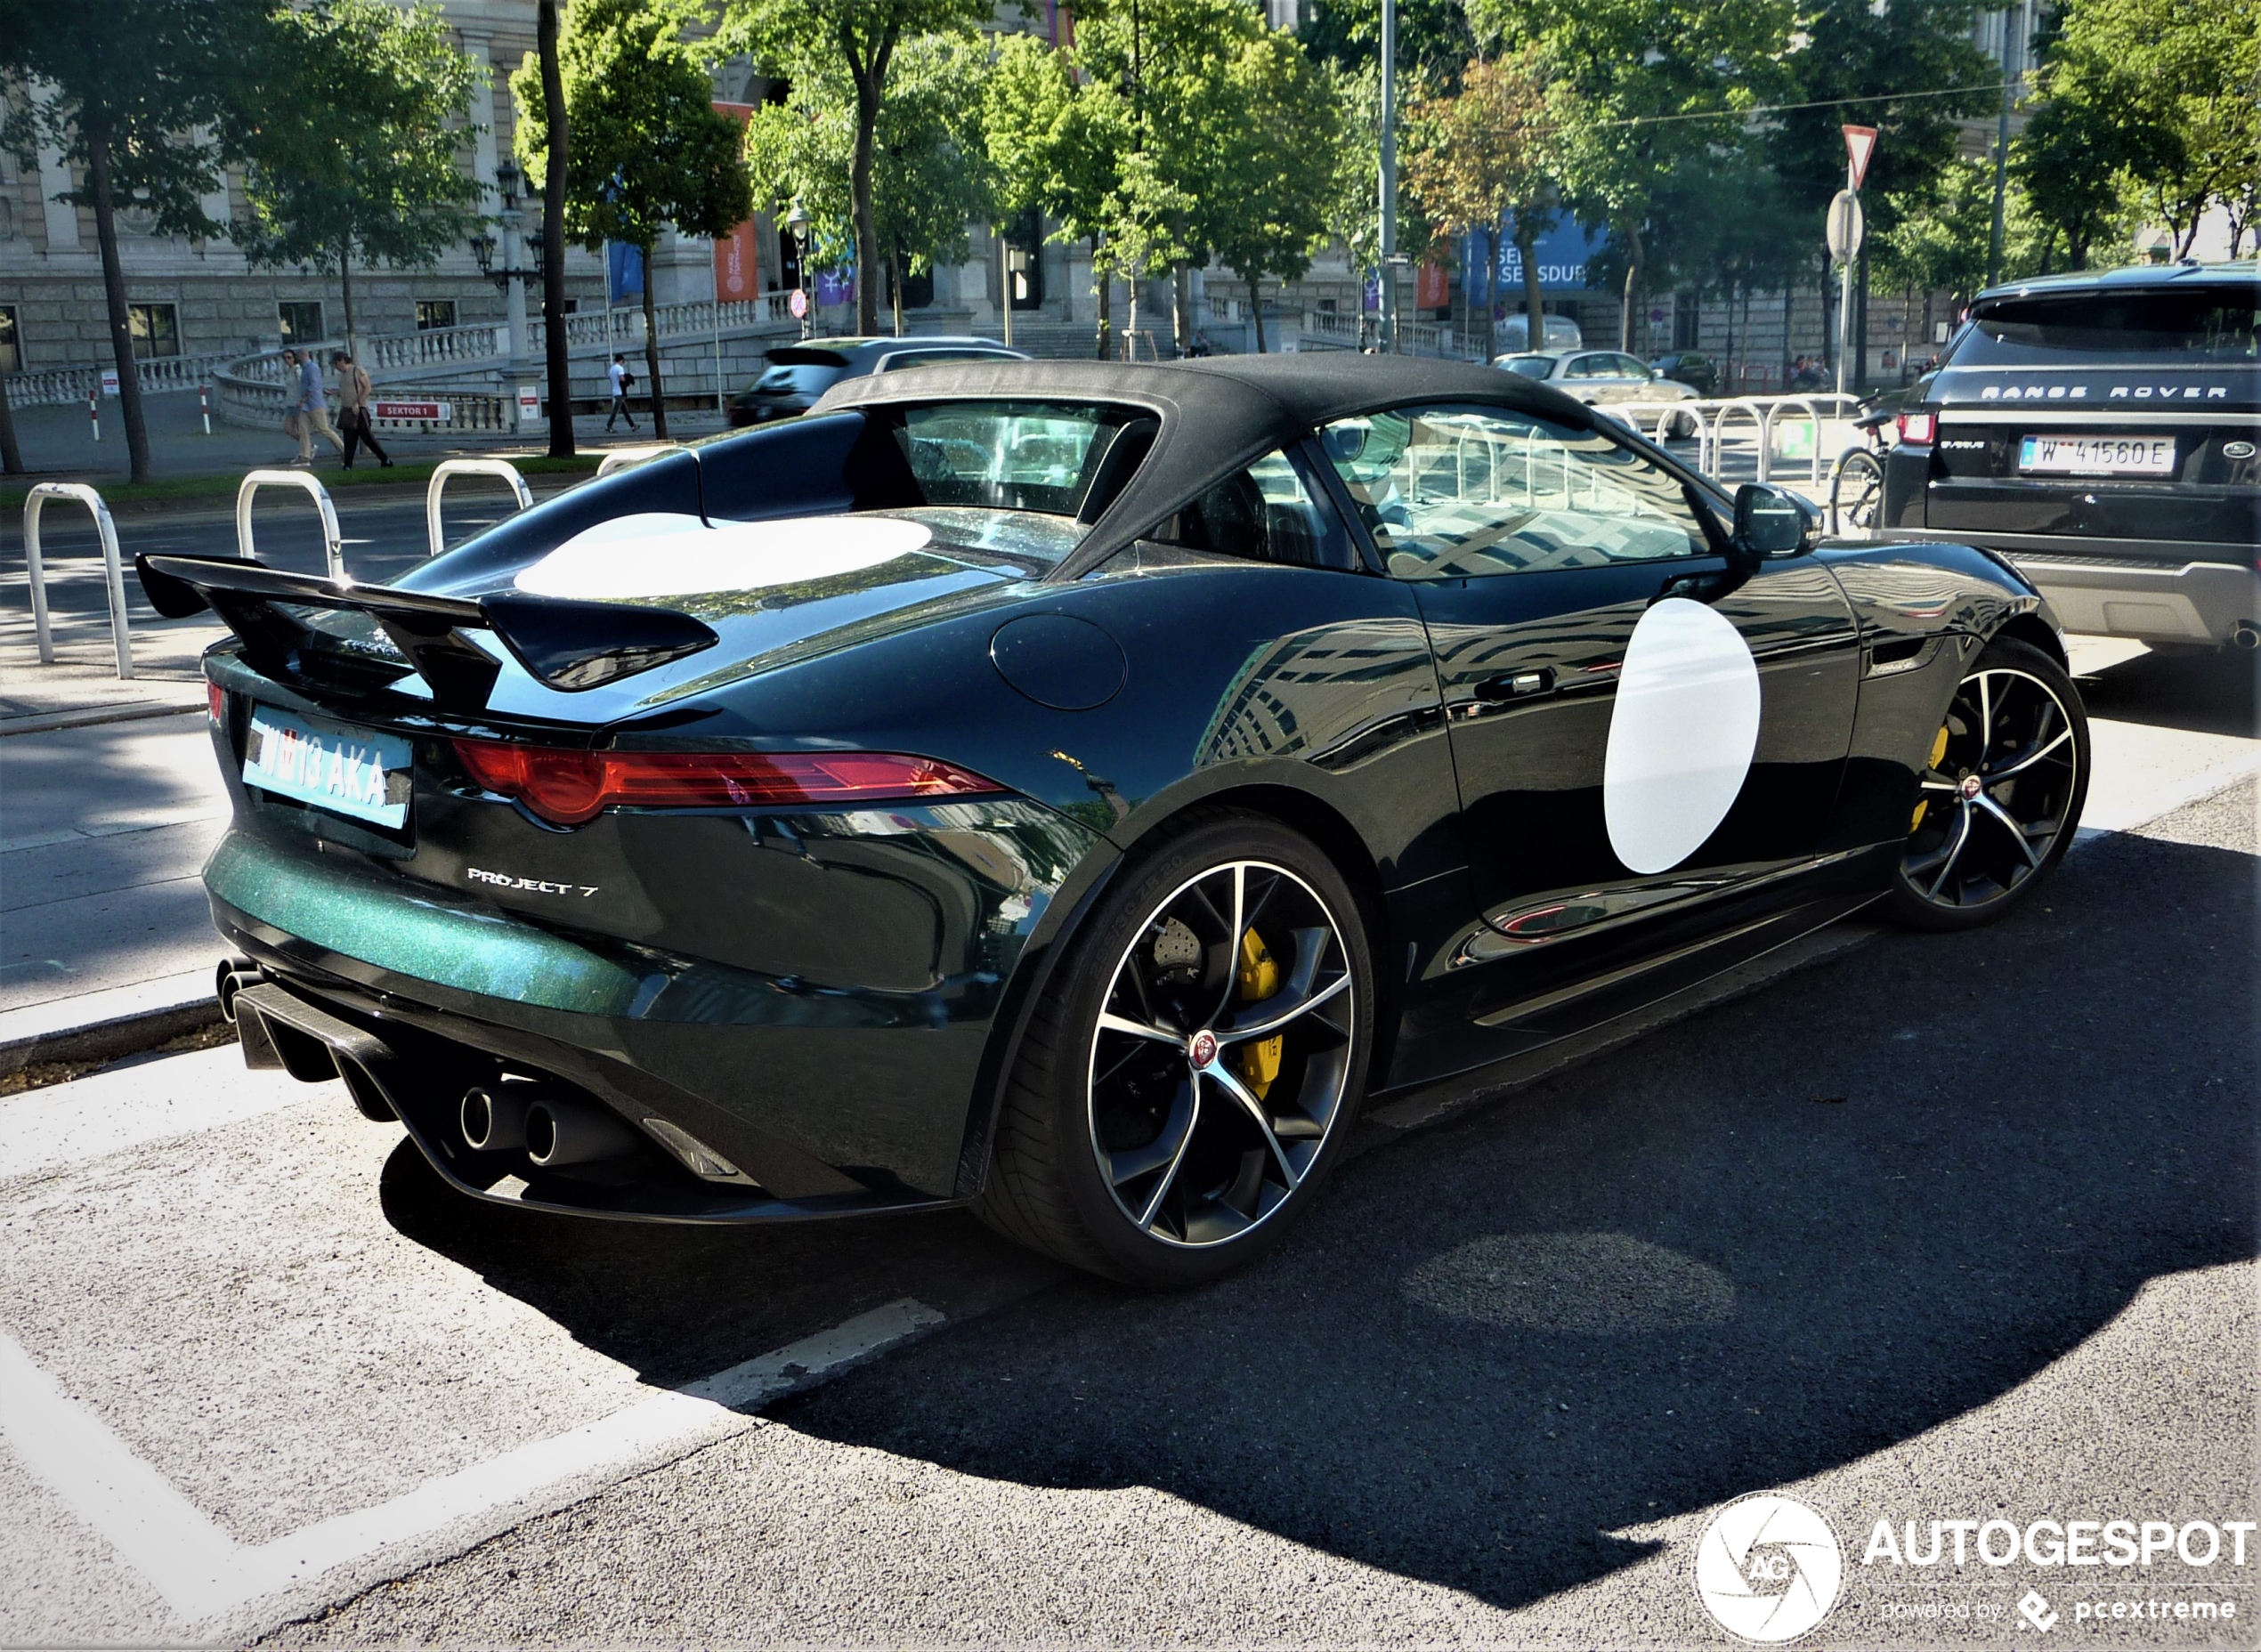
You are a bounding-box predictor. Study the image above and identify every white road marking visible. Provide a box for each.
[0,1298,944,1624]
[0,1047,321,1182]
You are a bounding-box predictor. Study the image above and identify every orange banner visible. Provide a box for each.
[1415,258,1450,310]
[712,101,760,299]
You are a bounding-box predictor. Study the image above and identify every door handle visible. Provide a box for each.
[1472,668,1553,703]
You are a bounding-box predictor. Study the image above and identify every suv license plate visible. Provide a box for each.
[243,705,412,830]
[2017,433,2176,475]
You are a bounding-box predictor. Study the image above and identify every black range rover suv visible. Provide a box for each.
[1879,262,2260,649]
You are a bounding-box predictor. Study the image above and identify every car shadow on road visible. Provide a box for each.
[2076,644,2259,740]
[737,823,2255,1616]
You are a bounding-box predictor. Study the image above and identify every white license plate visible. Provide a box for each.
[2017,433,2176,475]
[243,706,412,830]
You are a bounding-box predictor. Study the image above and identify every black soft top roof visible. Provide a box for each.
[814,353,1592,572]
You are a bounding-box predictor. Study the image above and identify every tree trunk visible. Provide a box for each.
[1617,223,1642,353]
[0,375,22,475]
[1172,263,1192,357]
[1092,237,1111,360]
[890,247,904,336]
[538,0,574,457]
[1722,277,1738,385]
[1854,242,1869,393]
[641,267,667,441]
[1126,276,1139,360]
[846,28,894,338]
[339,245,357,359]
[1249,274,1266,353]
[85,123,152,484]
[1517,215,1544,354]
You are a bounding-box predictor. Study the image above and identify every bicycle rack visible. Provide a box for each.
[595,443,691,480]
[236,469,345,581]
[425,458,534,558]
[22,482,134,678]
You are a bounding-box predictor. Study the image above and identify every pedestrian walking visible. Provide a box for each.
[293,345,345,465]
[279,348,305,458]
[331,350,392,470]
[605,353,637,432]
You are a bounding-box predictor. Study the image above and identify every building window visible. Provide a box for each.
[416,299,457,331]
[1673,290,1700,352]
[278,301,324,345]
[128,303,180,360]
[0,304,19,374]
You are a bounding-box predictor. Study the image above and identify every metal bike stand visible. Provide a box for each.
[22,482,134,678]
[425,458,535,558]
[237,469,346,581]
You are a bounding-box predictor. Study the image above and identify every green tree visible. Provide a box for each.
[230,0,485,356]
[1300,0,1479,84]
[1,0,274,482]
[1403,49,1557,360]
[718,0,989,335]
[1468,0,1794,351]
[743,31,991,334]
[1205,27,1343,352]
[985,32,1127,356]
[514,0,752,440]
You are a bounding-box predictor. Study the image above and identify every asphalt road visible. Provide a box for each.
[0,657,2253,1646]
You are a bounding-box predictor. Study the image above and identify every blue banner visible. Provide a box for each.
[606,241,644,305]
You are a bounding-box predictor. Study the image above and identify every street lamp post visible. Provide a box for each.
[1378,0,1398,354]
[496,160,528,362]
[785,201,813,340]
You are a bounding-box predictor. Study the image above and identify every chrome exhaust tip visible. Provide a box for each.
[2231,623,2260,651]
[459,1083,532,1152]
[524,1097,640,1168]
[215,958,265,1024]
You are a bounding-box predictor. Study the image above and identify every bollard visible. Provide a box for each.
[23,482,134,678]
[88,392,100,442]
[199,384,213,435]
[425,458,534,558]
[236,469,345,581]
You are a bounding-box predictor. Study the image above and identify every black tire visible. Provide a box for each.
[977,811,1376,1287]
[1886,636,2089,932]
[1830,448,1885,534]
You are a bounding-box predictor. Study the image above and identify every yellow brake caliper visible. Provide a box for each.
[1911,724,1951,833]
[1235,927,1283,1099]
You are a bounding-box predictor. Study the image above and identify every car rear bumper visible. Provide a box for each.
[1877,531,2261,645]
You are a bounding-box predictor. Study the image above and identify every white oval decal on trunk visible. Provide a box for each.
[515,513,930,600]
[1602,596,1761,875]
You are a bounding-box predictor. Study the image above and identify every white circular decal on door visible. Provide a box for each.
[1602,596,1761,875]
[515,512,930,600]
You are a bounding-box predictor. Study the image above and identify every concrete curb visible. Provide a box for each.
[0,970,225,1076]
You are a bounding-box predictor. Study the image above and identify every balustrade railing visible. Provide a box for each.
[1,352,236,409]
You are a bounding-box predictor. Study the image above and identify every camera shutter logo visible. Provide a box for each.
[1693,1494,1845,1641]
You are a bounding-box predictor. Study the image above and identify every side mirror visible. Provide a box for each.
[1732,482,1810,559]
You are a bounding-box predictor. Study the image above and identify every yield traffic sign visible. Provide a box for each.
[1843,125,1879,190]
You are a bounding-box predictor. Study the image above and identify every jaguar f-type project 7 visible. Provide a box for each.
[142,356,2090,1286]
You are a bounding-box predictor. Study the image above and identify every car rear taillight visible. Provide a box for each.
[1896,411,1936,446]
[451,741,1007,826]
[207,681,225,723]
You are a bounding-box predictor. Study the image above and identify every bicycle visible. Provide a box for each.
[1827,403,1894,535]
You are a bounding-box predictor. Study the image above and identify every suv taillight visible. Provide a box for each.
[1896,411,1936,446]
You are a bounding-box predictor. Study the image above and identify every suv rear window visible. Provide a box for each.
[1957,288,2259,364]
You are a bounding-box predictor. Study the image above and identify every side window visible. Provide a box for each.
[1616,354,1651,378]
[1153,448,1354,570]
[1318,404,1718,579]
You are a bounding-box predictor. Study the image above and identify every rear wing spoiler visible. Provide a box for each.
[137,553,717,710]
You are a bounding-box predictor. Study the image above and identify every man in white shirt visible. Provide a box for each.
[606,353,636,432]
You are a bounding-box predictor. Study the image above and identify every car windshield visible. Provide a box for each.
[892,400,1139,516]
[752,361,843,395]
[1498,355,1554,377]
[1957,288,2260,363]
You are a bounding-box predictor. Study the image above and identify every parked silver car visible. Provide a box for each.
[1494,350,1698,405]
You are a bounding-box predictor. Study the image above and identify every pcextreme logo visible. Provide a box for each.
[1694,1494,1845,1642]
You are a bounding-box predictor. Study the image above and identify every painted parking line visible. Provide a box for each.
[0,1298,944,1626]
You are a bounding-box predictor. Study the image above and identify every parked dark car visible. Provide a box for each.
[1877,261,2261,648]
[142,355,2086,1289]
[727,336,1031,427]
[1649,351,1719,397]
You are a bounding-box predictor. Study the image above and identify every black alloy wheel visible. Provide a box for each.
[978,813,1374,1286]
[1888,636,2089,931]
